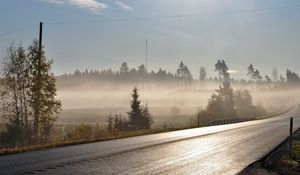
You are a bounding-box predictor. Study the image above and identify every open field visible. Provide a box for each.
[55,82,300,129]
[58,107,197,129]
[2,82,299,131]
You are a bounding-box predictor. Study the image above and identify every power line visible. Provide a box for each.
[0,24,37,38]
[44,4,300,25]
[1,4,300,37]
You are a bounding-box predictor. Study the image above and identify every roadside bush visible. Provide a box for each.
[93,124,108,139]
[68,123,93,141]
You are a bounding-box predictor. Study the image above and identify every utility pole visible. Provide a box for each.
[39,22,43,56]
[34,22,43,142]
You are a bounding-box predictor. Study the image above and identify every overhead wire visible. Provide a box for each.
[0,24,38,38]
[1,4,300,38]
[44,4,300,25]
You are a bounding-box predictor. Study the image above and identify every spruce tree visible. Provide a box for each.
[141,104,153,130]
[128,87,143,130]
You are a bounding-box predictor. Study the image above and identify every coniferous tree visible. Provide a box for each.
[204,60,236,118]
[234,90,254,117]
[253,69,262,83]
[247,64,255,82]
[205,81,236,119]
[199,66,207,82]
[138,64,147,76]
[176,61,185,82]
[128,87,143,130]
[280,74,286,84]
[111,114,128,131]
[106,114,114,133]
[216,81,236,117]
[141,104,153,130]
[176,61,193,87]
[215,60,229,82]
[120,62,129,74]
[183,65,193,83]
[265,75,272,84]
[286,69,300,84]
[127,87,153,130]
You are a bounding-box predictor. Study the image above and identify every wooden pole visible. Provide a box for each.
[34,22,43,142]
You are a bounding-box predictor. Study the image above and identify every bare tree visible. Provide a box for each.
[1,43,31,146]
[1,40,62,146]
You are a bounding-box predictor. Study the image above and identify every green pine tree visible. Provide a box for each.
[141,104,153,130]
[128,87,143,130]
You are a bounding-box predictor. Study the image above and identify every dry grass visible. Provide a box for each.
[0,126,197,156]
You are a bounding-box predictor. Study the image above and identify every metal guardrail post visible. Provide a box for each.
[197,114,200,127]
[289,117,293,158]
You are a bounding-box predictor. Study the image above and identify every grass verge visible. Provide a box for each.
[240,128,300,175]
[0,126,197,156]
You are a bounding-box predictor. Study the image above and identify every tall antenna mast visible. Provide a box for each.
[146,40,148,72]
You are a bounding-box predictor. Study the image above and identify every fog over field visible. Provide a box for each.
[56,81,299,128]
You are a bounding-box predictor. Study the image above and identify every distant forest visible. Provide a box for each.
[56,61,300,87]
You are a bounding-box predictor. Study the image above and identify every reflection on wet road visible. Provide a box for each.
[1,107,299,175]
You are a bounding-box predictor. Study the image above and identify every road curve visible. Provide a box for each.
[1,107,300,175]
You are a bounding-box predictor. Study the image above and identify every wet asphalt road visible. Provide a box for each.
[1,107,300,175]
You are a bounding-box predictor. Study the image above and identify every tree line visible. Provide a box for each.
[57,61,193,87]
[57,61,300,88]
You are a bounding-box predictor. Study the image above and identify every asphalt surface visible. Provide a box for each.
[1,107,300,175]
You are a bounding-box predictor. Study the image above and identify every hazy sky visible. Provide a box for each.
[0,0,300,78]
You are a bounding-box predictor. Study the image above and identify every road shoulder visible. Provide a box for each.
[239,128,300,175]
